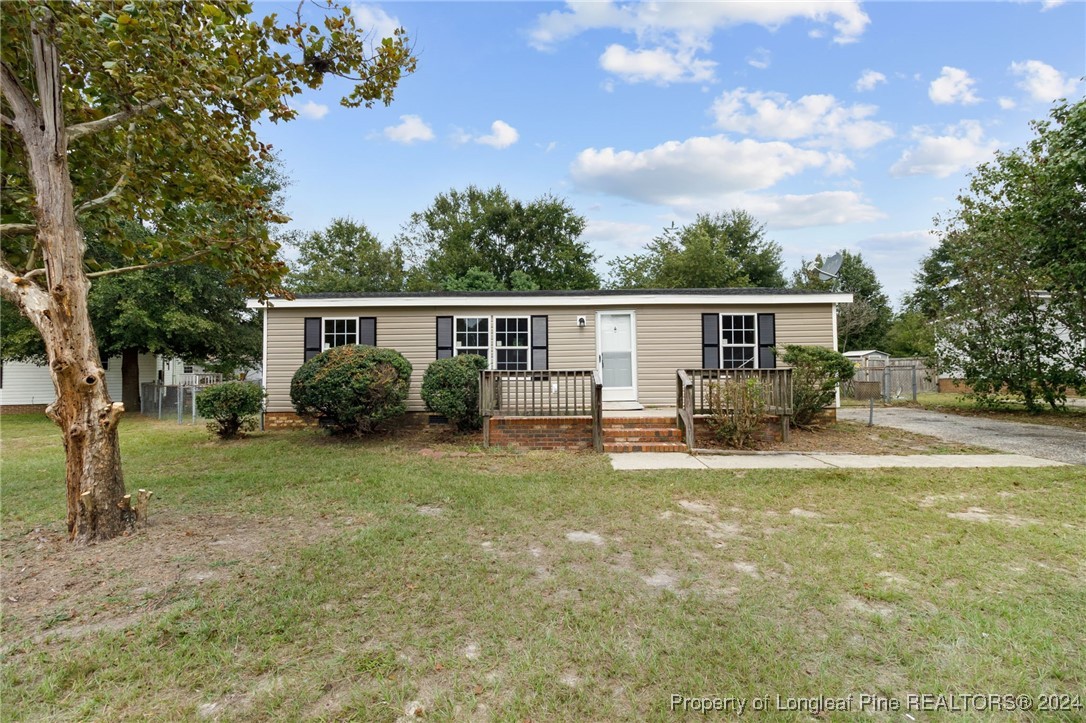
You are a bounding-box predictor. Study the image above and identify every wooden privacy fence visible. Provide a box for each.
[845,359,937,402]
[479,370,603,451]
[676,368,794,450]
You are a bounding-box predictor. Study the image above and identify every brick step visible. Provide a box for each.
[603,442,688,453]
[603,427,682,443]
[603,416,677,428]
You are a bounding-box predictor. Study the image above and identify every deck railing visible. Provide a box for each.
[480,369,603,451]
[676,368,794,450]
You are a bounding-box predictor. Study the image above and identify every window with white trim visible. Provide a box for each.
[494,317,530,371]
[455,317,489,359]
[323,318,358,350]
[454,316,532,370]
[720,314,757,369]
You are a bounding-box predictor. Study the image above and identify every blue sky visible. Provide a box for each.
[256,1,1086,305]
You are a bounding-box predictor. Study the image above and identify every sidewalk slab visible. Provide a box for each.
[609,453,707,470]
[808,454,1065,469]
[609,452,1066,471]
[699,454,831,470]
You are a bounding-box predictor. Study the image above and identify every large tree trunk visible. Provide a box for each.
[121,348,142,413]
[0,13,132,542]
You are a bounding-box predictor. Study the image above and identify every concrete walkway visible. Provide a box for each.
[837,406,1086,465]
[610,452,1065,471]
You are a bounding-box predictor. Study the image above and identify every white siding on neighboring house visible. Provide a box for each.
[1,353,159,407]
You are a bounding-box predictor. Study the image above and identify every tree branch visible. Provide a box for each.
[66,96,172,141]
[1,113,15,129]
[0,60,39,135]
[0,223,38,235]
[85,240,244,279]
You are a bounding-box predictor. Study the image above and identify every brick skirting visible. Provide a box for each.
[486,416,594,451]
[263,411,319,429]
[0,404,48,415]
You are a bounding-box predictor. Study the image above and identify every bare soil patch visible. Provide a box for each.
[701,420,994,454]
[1,511,352,649]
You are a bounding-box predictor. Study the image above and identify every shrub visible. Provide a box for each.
[706,377,769,449]
[781,345,855,427]
[421,354,489,431]
[196,381,264,439]
[290,345,412,435]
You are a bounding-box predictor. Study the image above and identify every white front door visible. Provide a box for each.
[596,311,637,402]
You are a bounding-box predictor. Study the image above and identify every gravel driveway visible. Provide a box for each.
[837,406,1086,465]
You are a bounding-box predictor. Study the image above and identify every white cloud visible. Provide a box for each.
[732,191,884,228]
[530,2,868,88]
[855,69,886,92]
[998,96,1017,110]
[584,219,656,251]
[382,114,434,144]
[1009,59,1080,102]
[1040,0,1067,10]
[351,3,402,41]
[890,121,999,178]
[475,120,520,149]
[530,1,870,49]
[928,66,981,105]
[599,44,715,84]
[571,135,832,204]
[747,48,771,70]
[292,100,329,120]
[710,88,894,150]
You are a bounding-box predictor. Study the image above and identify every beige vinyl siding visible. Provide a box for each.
[632,304,835,407]
[265,307,597,413]
[264,302,835,412]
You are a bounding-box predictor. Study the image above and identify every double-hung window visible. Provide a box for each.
[454,316,531,370]
[323,318,358,350]
[493,317,530,371]
[720,314,757,369]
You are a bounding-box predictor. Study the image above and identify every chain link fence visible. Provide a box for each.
[140,377,230,424]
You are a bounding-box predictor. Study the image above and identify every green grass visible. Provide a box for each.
[2,413,1084,721]
[911,392,1086,431]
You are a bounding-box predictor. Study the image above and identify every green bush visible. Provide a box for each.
[290,345,412,435]
[421,354,489,431]
[781,345,855,427]
[196,381,264,439]
[706,377,768,449]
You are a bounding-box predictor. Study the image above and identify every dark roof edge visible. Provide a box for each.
[286,288,833,299]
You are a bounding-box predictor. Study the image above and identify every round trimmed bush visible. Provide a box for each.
[196,381,265,439]
[421,354,489,431]
[290,345,412,435]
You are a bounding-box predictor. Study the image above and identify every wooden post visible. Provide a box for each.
[591,371,603,452]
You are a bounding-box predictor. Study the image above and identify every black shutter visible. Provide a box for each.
[436,316,453,359]
[358,317,376,346]
[701,313,720,369]
[530,315,548,370]
[304,317,322,362]
[757,313,776,369]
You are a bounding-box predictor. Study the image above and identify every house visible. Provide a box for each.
[0,353,158,414]
[252,289,852,447]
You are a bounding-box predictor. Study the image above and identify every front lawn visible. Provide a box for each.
[2,414,1084,721]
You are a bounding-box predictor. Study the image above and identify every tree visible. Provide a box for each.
[443,267,539,291]
[791,250,892,351]
[0,1,415,541]
[610,211,786,289]
[883,310,935,359]
[400,185,600,291]
[287,217,406,293]
[925,98,1086,410]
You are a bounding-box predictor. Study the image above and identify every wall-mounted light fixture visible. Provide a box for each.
[577,316,586,327]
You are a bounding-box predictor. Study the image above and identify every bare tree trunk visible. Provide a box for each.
[121,348,142,413]
[0,13,132,542]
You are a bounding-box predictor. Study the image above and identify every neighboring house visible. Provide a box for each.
[0,353,158,414]
[252,288,852,429]
[843,350,889,367]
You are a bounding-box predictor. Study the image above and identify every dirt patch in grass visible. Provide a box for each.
[0,511,353,649]
[752,420,996,454]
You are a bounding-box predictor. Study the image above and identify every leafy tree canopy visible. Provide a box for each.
[792,250,892,352]
[399,185,599,291]
[287,217,406,293]
[609,211,786,290]
[924,98,1086,410]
